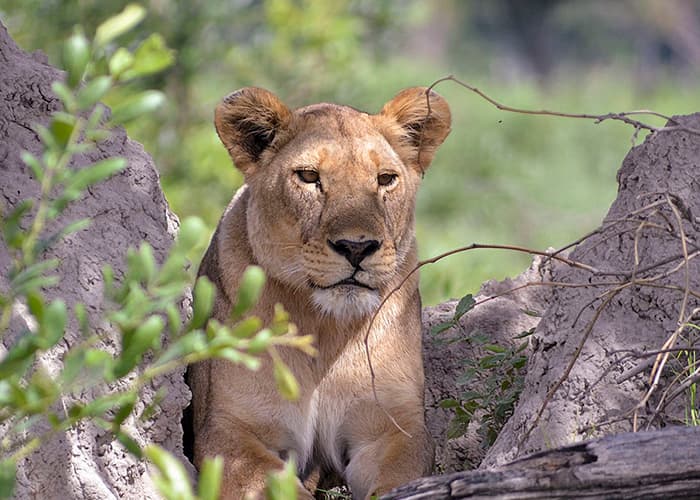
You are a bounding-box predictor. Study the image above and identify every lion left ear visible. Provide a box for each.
[377,87,451,172]
[214,87,292,175]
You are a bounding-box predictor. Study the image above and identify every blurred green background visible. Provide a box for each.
[3,0,699,305]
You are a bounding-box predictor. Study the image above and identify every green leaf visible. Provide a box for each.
[0,459,16,499]
[0,336,36,379]
[430,321,454,336]
[197,456,223,500]
[62,30,90,87]
[114,315,164,378]
[190,277,214,330]
[514,328,535,339]
[38,299,67,349]
[140,244,157,283]
[175,216,207,251]
[230,316,263,339]
[66,157,126,192]
[94,4,146,47]
[273,358,299,401]
[454,294,475,320]
[54,218,93,242]
[21,151,43,181]
[446,417,470,440]
[140,389,165,422]
[460,390,483,402]
[116,429,143,458]
[26,291,45,321]
[511,356,527,369]
[121,33,175,80]
[479,356,499,369]
[10,259,59,293]
[455,371,474,386]
[126,243,156,286]
[156,331,207,367]
[36,124,56,150]
[231,266,266,320]
[61,348,85,385]
[439,398,460,409]
[246,328,272,353]
[1,200,32,249]
[145,445,195,500]
[49,114,77,150]
[483,344,507,353]
[110,90,165,124]
[78,394,122,418]
[166,303,182,335]
[109,48,134,77]
[76,76,112,109]
[470,332,489,344]
[84,348,115,381]
[50,81,76,112]
[86,105,105,129]
[265,457,298,500]
[113,392,138,426]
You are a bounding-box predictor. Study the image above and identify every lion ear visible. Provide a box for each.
[214,87,292,174]
[378,87,451,172]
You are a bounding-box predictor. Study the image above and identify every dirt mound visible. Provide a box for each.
[0,22,189,499]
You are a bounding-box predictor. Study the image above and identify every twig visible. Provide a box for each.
[426,75,700,137]
[632,196,692,430]
[363,243,599,436]
[517,286,625,450]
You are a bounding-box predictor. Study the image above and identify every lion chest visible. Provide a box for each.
[281,382,354,473]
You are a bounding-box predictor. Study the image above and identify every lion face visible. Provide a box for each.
[215,87,451,319]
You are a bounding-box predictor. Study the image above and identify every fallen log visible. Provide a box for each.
[383,426,700,499]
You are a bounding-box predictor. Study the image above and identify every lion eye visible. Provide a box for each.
[377,173,398,186]
[296,169,320,184]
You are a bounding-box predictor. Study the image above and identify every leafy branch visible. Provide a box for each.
[0,5,307,499]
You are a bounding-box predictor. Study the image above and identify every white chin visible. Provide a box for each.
[311,286,380,320]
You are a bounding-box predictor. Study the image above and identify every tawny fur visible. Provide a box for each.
[188,87,451,499]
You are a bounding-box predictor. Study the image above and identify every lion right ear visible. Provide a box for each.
[214,87,292,174]
[378,87,451,173]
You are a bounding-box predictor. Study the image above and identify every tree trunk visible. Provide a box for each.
[383,426,700,499]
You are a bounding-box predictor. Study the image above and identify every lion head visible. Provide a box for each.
[214,87,451,320]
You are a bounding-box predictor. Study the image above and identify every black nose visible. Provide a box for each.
[328,239,381,268]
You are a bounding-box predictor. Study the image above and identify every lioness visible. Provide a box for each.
[188,86,451,499]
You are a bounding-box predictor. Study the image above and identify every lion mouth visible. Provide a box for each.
[311,277,375,291]
[335,277,375,290]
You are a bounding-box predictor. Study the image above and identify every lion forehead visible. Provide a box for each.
[276,130,403,178]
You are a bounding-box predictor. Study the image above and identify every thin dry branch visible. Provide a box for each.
[363,243,601,435]
[634,196,693,429]
[518,286,626,450]
[363,79,700,447]
[425,75,700,137]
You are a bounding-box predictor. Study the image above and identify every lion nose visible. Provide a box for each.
[328,239,381,268]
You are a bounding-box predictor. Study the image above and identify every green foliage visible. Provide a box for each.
[146,445,223,500]
[265,456,298,500]
[0,6,305,499]
[434,300,533,447]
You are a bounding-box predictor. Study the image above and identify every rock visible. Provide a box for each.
[422,256,556,472]
[0,21,189,499]
[482,114,700,467]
